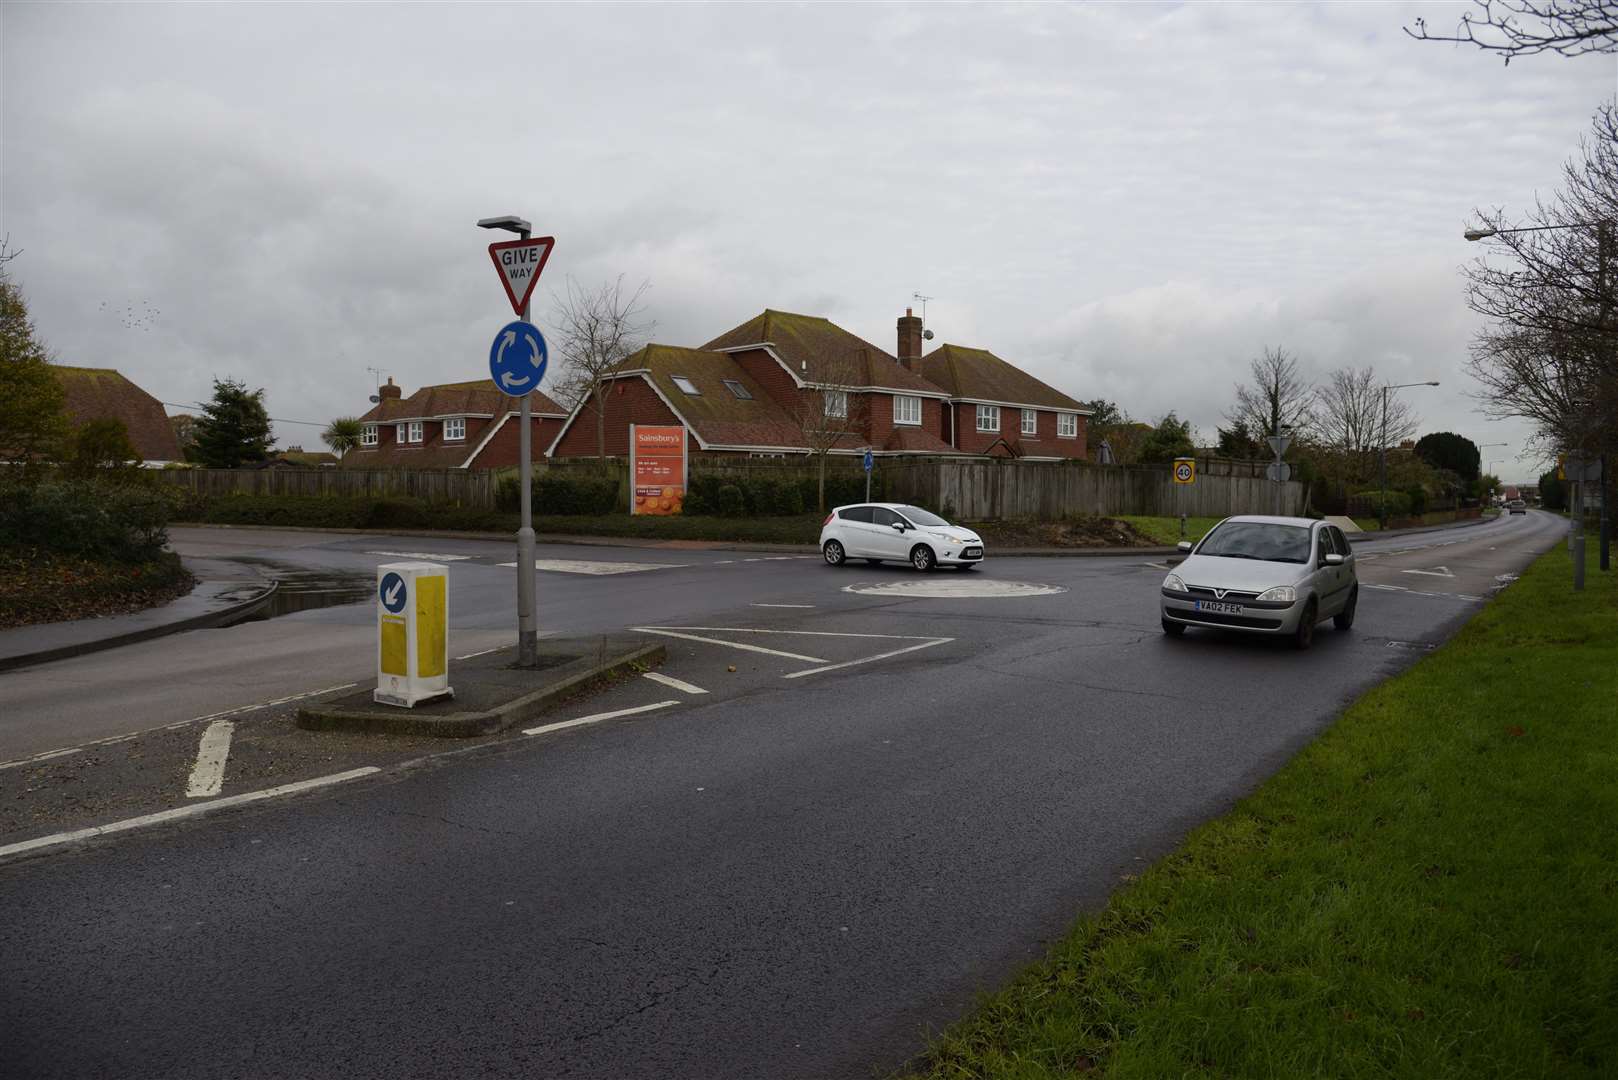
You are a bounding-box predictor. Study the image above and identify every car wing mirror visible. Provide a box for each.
[890,521,906,532]
[1324,553,1345,566]
[1177,541,1193,553]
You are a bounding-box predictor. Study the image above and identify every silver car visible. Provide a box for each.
[1159,515,1358,650]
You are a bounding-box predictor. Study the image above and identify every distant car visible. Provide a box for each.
[1508,499,1527,514]
[1160,516,1357,650]
[820,503,984,571]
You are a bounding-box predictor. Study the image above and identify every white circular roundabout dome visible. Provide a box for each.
[841,580,1069,599]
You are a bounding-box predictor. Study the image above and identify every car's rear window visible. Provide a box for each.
[839,506,874,523]
[1196,521,1312,564]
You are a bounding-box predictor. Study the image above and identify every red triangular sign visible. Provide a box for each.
[487,236,555,315]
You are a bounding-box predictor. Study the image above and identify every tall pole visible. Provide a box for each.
[515,227,539,667]
[1378,386,1389,530]
[1599,222,1611,571]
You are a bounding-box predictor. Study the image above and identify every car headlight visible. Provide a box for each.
[928,531,953,541]
[1256,586,1296,602]
[1163,573,1185,592]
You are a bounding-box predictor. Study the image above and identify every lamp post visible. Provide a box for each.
[1479,442,1507,504]
[478,214,540,667]
[1379,381,1440,529]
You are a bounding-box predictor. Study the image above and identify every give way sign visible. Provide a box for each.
[487,236,555,315]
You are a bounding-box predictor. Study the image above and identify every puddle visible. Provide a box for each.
[217,560,374,624]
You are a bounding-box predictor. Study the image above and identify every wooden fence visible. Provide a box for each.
[155,467,502,507]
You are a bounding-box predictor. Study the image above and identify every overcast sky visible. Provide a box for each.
[4,2,1612,481]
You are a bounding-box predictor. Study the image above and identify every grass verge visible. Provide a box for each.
[906,541,1617,1079]
[1117,516,1226,546]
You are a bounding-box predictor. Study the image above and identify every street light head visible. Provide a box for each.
[1463,228,1497,242]
[477,215,532,234]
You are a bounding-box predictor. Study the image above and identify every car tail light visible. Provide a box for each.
[823,513,834,526]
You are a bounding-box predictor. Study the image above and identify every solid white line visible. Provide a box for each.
[750,603,816,608]
[0,767,381,861]
[454,646,509,660]
[630,628,828,662]
[523,700,679,736]
[185,720,235,799]
[364,550,472,561]
[0,747,83,772]
[634,625,938,641]
[642,672,709,695]
[783,637,954,679]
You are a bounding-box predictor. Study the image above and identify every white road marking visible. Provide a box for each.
[454,646,510,660]
[783,637,954,679]
[523,700,679,736]
[714,560,736,564]
[1400,566,1454,578]
[842,580,1068,598]
[629,628,829,662]
[185,720,235,798]
[1363,583,1410,591]
[0,747,83,772]
[365,550,473,561]
[495,559,685,575]
[0,768,381,862]
[641,672,709,695]
[191,683,359,725]
[1141,562,1172,570]
[634,625,942,640]
[750,603,816,608]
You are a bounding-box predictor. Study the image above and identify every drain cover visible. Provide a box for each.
[842,580,1068,599]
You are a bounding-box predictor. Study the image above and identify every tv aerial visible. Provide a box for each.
[913,292,935,339]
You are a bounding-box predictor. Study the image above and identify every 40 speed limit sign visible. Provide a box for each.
[1172,457,1196,484]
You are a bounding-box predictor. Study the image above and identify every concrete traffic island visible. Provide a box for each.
[295,634,664,738]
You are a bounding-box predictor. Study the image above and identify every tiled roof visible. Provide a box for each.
[916,345,1088,412]
[701,310,945,396]
[358,380,565,424]
[341,444,478,469]
[625,344,811,450]
[54,366,183,461]
[881,426,954,454]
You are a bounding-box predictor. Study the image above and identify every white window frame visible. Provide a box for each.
[395,422,407,443]
[976,404,1000,433]
[1057,412,1078,438]
[893,395,921,427]
[824,390,848,419]
[1021,409,1037,436]
[360,424,378,447]
[443,417,466,441]
[407,421,424,444]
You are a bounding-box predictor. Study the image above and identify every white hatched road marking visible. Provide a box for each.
[630,628,829,662]
[629,625,953,677]
[496,559,685,575]
[523,700,680,736]
[365,550,473,561]
[1400,566,1454,578]
[783,637,954,679]
[642,672,709,695]
[185,720,235,798]
[0,768,381,862]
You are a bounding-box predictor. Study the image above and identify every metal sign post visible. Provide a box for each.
[478,217,555,667]
[1172,457,1195,537]
[863,448,874,502]
[1267,433,1292,516]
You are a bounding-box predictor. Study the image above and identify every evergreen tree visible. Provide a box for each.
[1140,413,1196,464]
[0,255,69,479]
[193,378,273,467]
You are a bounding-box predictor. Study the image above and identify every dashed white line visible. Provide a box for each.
[522,700,680,736]
[0,768,381,862]
[455,646,509,661]
[0,747,82,772]
[750,603,816,608]
[185,720,235,798]
[641,672,709,695]
[191,683,359,725]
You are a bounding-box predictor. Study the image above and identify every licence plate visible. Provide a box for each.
[963,547,982,558]
[1194,600,1244,615]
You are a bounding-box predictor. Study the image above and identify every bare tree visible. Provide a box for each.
[1224,346,1316,444]
[1317,366,1419,483]
[1406,1,1618,63]
[787,349,871,513]
[548,276,654,462]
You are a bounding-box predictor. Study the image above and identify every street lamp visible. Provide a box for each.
[1379,380,1440,530]
[479,214,539,667]
[1478,442,1507,502]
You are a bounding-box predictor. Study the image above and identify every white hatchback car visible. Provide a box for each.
[820,503,985,571]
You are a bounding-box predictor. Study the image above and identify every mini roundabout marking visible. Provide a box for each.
[841,580,1069,599]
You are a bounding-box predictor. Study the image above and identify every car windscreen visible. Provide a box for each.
[1196,521,1312,564]
[897,505,948,527]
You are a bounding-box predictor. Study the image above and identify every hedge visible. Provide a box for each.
[194,494,515,533]
[0,478,181,564]
[683,471,887,516]
[495,474,620,516]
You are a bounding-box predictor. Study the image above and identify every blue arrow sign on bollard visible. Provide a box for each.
[379,571,407,614]
[489,320,548,397]
[863,450,873,473]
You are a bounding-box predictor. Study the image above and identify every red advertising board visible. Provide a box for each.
[630,424,687,515]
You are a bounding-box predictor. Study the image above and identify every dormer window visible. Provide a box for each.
[360,424,378,447]
[444,417,466,441]
[672,375,701,396]
[406,421,424,444]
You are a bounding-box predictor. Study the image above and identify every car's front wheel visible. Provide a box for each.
[910,545,936,572]
[1293,599,1318,650]
[1334,587,1357,631]
[823,539,846,567]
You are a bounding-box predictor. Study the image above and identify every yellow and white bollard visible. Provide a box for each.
[374,562,453,708]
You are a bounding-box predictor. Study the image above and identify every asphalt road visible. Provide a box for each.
[0,512,1568,1078]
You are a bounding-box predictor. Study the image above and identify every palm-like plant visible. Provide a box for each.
[323,416,364,458]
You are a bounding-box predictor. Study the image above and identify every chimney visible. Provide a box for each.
[897,308,923,372]
[379,377,402,400]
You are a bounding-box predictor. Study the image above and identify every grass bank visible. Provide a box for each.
[907,541,1617,1079]
[1117,515,1225,545]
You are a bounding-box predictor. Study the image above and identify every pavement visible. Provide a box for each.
[0,511,1573,1079]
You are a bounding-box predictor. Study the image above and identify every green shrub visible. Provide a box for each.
[534,474,619,516]
[716,483,745,517]
[0,479,174,563]
[368,497,429,529]
[1351,489,1411,518]
[1406,485,1429,516]
[197,494,372,529]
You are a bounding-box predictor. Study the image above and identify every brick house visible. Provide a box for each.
[344,378,568,470]
[55,366,184,464]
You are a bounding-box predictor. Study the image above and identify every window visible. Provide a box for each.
[824,390,848,419]
[976,404,1000,433]
[671,375,701,396]
[1021,409,1037,436]
[721,379,753,400]
[407,421,424,444]
[893,395,921,426]
[395,423,407,443]
[1331,526,1352,555]
[870,507,903,528]
[360,424,378,447]
[839,506,874,523]
[1058,412,1078,438]
[443,417,466,441]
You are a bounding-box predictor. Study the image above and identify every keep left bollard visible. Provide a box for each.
[374,562,453,707]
